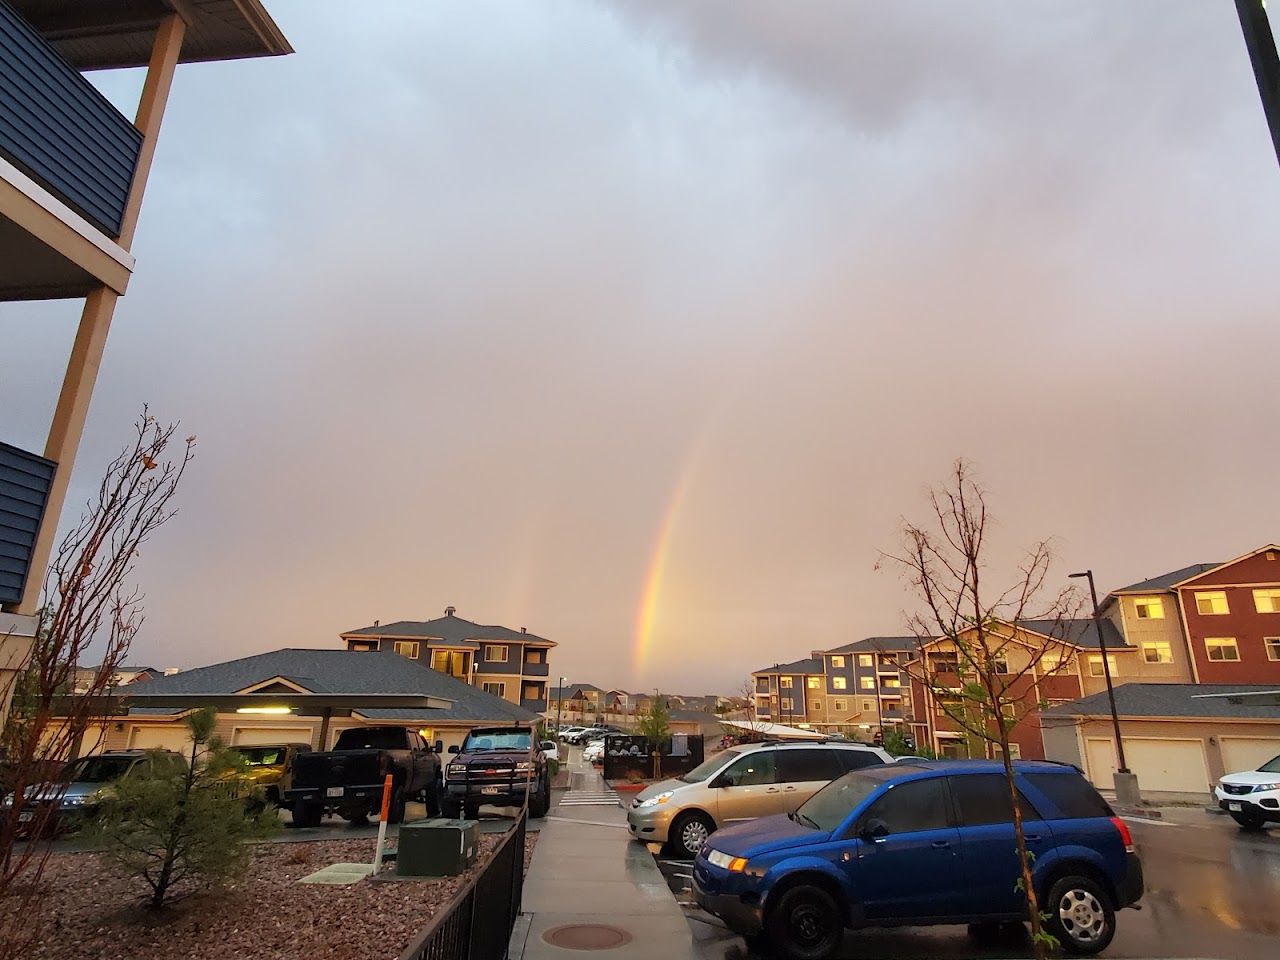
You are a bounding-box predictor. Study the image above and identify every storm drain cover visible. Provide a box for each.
[542,924,633,950]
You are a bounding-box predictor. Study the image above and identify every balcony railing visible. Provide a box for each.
[0,440,55,606]
[0,1,142,237]
[520,697,548,713]
[520,660,549,677]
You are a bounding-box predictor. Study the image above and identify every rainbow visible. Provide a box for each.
[632,460,698,677]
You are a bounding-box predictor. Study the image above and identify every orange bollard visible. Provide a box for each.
[372,774,393,872]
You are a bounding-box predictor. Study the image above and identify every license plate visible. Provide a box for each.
[1229,802,1242,812]
[481,786,500,795]
[326,787,343,798]
[18,812,32,823]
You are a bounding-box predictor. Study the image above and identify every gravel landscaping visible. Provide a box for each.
[9,828,537,960]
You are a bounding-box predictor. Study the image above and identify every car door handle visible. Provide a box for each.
[1024,834,1041,842]
[783,786,797,792]
[765,787,780,793]
[931,840,951,849]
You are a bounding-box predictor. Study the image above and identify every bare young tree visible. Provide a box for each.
[0,409,193,959]
[879,460,1082,959]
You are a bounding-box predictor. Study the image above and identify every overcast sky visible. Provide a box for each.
[4,1,1279,694]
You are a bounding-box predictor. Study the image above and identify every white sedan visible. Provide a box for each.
[582,739,606,765]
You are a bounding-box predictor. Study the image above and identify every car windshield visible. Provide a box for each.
[1258,755,1280,773]
[795,772,881,831]
[680,749,741,784]
[463,731,532,752]
[65,756,132,784]
[236,747,286,766]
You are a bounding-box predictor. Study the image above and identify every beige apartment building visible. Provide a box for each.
[341,608,555,713]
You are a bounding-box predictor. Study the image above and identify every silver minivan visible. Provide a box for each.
[626,740,893,857]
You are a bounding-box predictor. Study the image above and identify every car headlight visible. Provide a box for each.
[447,764,466,777]
[62,795,92,807]
[515,761,535,772]
[706,849,749,872]
[1254,782,1280,792]
[638,791,673,808]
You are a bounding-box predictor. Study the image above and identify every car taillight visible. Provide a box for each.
[1110,816,1135,854]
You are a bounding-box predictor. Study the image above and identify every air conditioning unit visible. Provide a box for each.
[396,818,480,877]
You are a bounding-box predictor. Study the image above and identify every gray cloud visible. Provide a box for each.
[3,1,1279,692]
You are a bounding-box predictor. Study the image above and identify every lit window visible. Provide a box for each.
[830,656,845,668]
[858,654,874,667]
[483,644,509,662]
[860,677,875,689]
[882,677,901,689]
[1254,589,1280,613]
[1087,655,1117,677]
[1265,638,1280,661]
[393,641,420,659]
[780,677,793,688]
[1142,641,1173,664]
[1195,591,1229,615]
[1039,653,1063,674]
[482,681,507,697]
[1133,597,1165,619]
[807,677,821,689]
[832,677,847,690]
[1205,637,1240,662]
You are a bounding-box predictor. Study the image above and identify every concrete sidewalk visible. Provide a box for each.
[511,766,698,960]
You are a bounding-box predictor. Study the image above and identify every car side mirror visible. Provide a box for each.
[859,818,889,841]
[435,740,444,754]
[448,745,459,754]
[710,774,730,789]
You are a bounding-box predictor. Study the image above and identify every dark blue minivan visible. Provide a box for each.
[693,760,1143,959]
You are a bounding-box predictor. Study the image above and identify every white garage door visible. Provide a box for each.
[1125,738,1209,794]
[231,726,314,747]
[1086,738,1118,790]
[1220,737,1280,775]
[128,725,192,753]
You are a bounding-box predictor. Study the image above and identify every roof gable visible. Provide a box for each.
[1110,563,1221,596]
[1173,545,1280,589]
[341,613,554,646]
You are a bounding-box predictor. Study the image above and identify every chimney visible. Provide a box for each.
[374,619,380,627]
[446,605,456,616]
[521,626,527,634]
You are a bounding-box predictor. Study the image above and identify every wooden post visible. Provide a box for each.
[10,15,186,615]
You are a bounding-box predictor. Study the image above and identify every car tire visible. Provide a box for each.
[530,778,550,818]
[765,884,843,960]
[1230,810,1267,831]
[292,801,322,829]
[1044,874,1115,955]
[424,780,442,818]
[668,811,715,859]
[388,790,407,825]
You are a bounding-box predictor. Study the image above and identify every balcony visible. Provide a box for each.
[521,660,549,677]
[521,697,548,713]
[0,440,55,606]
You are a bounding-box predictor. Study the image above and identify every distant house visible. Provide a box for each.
[72,647,539,757]
[341,607,555,713]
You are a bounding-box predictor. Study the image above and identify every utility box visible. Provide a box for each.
[396,818,480,877]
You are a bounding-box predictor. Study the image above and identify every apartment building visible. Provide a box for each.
[341,608,555,713]
[751,657,825,726]
[0,1,291,720]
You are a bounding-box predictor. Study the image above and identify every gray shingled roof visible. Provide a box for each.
[342,613,552,645]
[1110,563,1221,595]
[121,648,537,724]
[824,636,922,655]
[1042,683,1280,721]
[1018,618,1129,650]
[752,657,824,676]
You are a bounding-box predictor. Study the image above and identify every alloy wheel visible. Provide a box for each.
[1058,888,1106,944]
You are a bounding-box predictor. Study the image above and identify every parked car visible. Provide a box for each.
[558,726,587,743]
[540,739,561,764]
[694,760,1143,959]
[443,725,550,819]
[582,739,606,765]
[2,750,186,835]
[230,743,310,808]
[285,726,440,827]
[628,740,893,858]
[1215,753,1280,830]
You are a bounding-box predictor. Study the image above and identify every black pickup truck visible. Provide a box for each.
[285,726,440,827]
[442,725,550,819]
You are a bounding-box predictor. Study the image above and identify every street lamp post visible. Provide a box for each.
[1070,569,1141,805]
[555,675,565,735]
[1235,0,1280,168]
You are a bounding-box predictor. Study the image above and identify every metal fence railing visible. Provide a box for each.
[397,809,528,960]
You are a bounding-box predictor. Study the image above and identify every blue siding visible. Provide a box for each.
[0,1,142,237]
[0,441,55,605]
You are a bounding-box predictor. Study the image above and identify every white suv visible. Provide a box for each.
[627,740,893,858]
[1215,753,1280,830]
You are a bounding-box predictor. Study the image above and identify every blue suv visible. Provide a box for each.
[693,760,1143,959]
